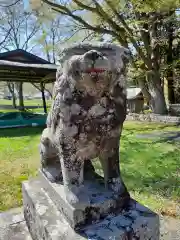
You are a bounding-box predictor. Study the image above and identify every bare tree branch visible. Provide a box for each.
[85,0,128,45]
[31,83,52,98]
[0,0,21,8]
[43,0,148,68]
[42,0,117,37]
[82,32,96,42]
[58,27,86,45]
[0,3,40,52]
[21,24,40,50]
[0,26,12,46]
[40,0,128,47]
[72,0,96,12]
[105,0,151,68]
[44,39,51,62]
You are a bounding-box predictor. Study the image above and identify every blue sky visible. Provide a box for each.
[23,0,29,9]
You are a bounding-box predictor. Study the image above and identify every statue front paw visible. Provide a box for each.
[109,178,129,197]
[64,185,90,209]
[40,155,47,169]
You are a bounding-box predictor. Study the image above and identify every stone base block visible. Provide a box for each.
[39,168,129,229]
[22,178,160,240]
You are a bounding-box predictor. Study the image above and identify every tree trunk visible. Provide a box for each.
[167,16,175,104]
[40,83,47,113]
[7,82,17,109]
[138,76,151,106]
[18,82,25,111]
[167,72,175,104]
[147,71,167,114]
[149,87,167,114]
[12,95,17,109]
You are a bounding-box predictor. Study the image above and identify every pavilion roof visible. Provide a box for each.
[0,60,57,83]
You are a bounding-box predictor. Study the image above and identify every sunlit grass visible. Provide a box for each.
[0,99,51,114]
[0,121,179,218]
[0,99,52,106]
[120,122,180,217]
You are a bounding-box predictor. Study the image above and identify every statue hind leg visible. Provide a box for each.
[39,128,62,182]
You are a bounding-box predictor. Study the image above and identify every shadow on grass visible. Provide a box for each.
[124,124,178,133]
[136,131,180,143]
[154,132,180,143]
[0,126,44,138]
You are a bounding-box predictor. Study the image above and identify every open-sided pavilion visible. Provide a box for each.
[0,49,57,113]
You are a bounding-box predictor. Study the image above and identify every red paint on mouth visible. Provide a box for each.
[86,68,106,73]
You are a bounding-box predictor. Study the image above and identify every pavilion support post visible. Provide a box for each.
[40,82,47,114]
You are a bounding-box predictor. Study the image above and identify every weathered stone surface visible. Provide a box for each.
[160,216,180,240]
[0,208,23,227]
[0,221,32,240]
[126,113,180,124]
[39,169,129,229]
[39,42,130,209]
[21,42,161,239]
[169,104,180,116]
[0,208,32,240]
[22,178,159,240]
[1,208,180,240]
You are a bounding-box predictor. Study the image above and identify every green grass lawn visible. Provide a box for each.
[0,121,179,218]
[0,99,52,106]
[0,99,51,114]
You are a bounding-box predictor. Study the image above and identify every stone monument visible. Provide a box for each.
[22,43,159,239]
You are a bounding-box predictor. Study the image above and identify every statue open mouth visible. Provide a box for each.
[84,68,107,81]
[85,68,106,74]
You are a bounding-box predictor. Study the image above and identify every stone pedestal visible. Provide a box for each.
[22,170,160,240]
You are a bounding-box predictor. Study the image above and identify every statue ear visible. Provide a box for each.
[122,48,130,64]
[56,65,63,79]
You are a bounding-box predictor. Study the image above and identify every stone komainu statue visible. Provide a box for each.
[40,43,130,209]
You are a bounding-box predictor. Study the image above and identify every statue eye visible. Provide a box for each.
[74,70,80,75]
[101,52,107,58]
